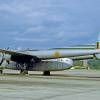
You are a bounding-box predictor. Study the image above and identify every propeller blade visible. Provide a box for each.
[0,52,5,66]
[0,58,4,66]
[0,47,10,66]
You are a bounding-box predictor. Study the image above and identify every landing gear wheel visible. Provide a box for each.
[20,70,28,75]
[0,70,3,74]
[43,71,50,76]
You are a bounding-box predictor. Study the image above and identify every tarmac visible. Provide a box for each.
[0,69,100,100]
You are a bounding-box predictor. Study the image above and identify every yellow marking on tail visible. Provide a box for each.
[97,42,100,49]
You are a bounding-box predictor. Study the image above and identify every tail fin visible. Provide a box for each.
[96,42,100,49]
[95,38,100,59]
[96,34,100,49]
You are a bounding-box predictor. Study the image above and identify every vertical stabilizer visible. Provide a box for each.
[97,33,100,49]
[95,35,100,59]
[96,42,100,49]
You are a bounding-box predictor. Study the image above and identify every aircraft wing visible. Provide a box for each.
[0,49,32,56]
[69,55,94,60]
[0,48,38,61]
[0,48,100,60]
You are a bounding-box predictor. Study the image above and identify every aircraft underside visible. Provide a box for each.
[1,58,73,71]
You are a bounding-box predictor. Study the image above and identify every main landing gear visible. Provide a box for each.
[43,71,50,76]
[20,70,28,75]
[0,70,3,74]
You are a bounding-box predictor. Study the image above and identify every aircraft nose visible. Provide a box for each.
[63,58,73,66]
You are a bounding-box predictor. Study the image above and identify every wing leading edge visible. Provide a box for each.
[0,49,31,56]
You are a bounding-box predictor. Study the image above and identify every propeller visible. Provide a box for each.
[0,47,10,66]
[0,54,5,66]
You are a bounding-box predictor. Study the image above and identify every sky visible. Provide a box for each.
[0,0,100,49]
